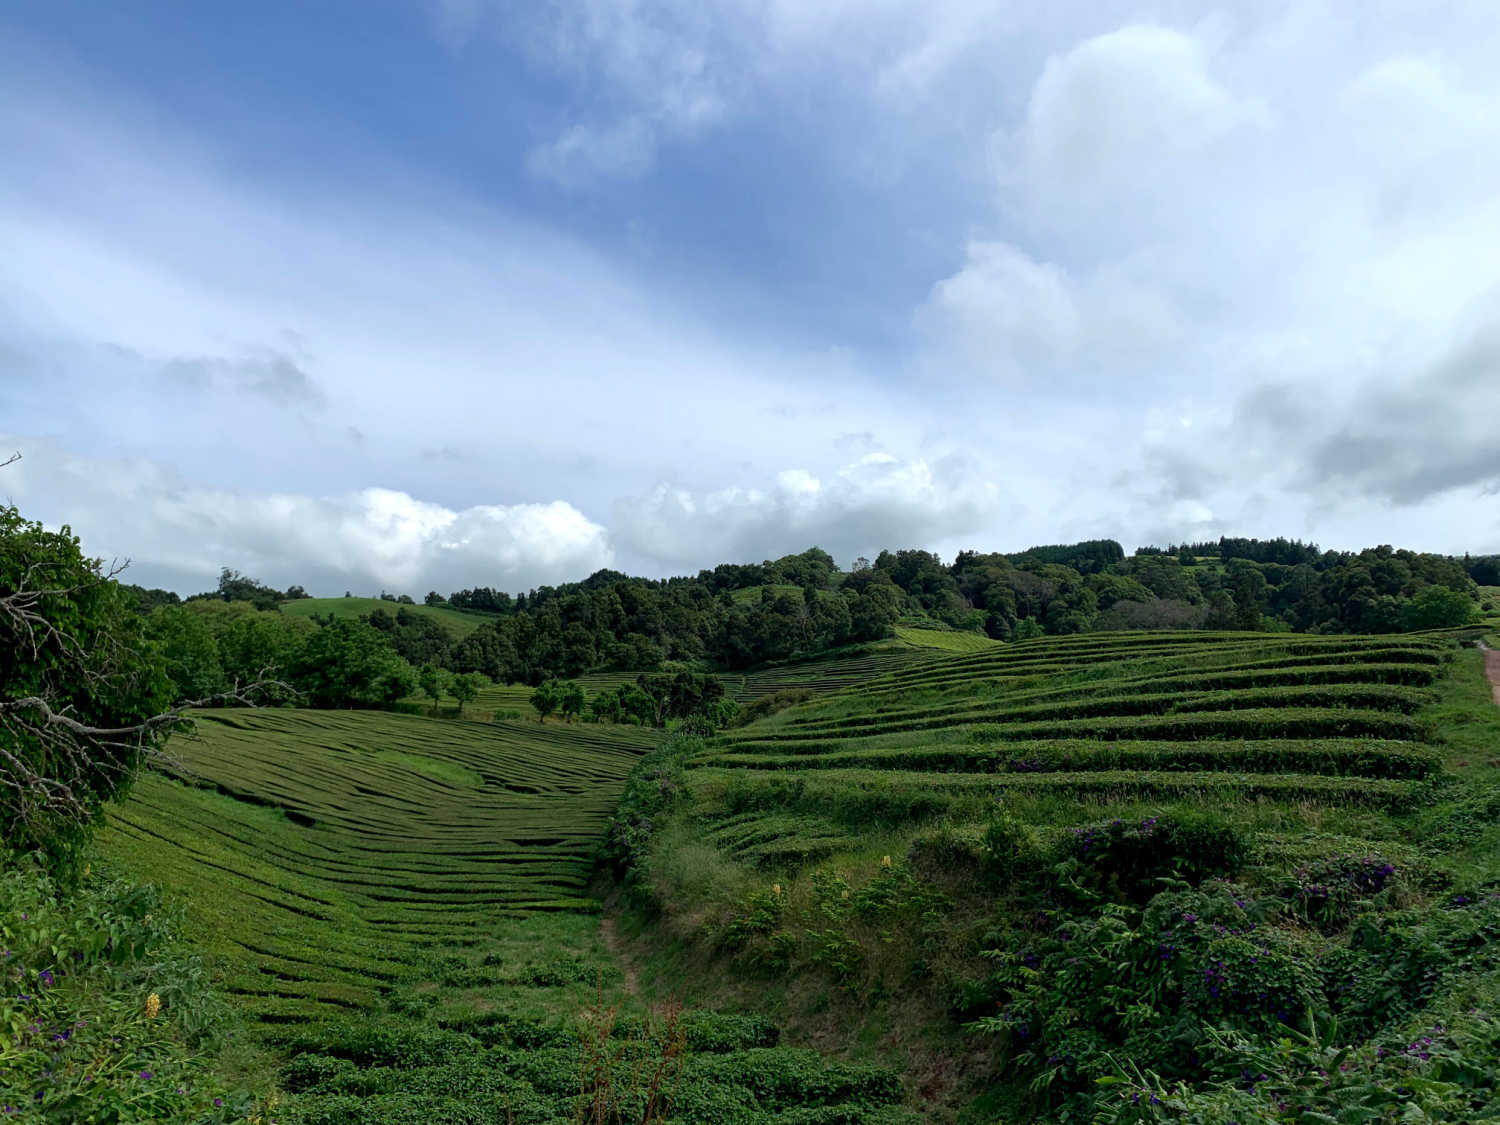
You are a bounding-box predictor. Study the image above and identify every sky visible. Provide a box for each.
[3,1,1499,597]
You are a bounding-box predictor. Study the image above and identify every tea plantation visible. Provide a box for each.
[614,628,1500,1121]
[92,710,920,1123]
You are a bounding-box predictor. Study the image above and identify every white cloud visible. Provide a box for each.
[614,452,1007,568]
[0,438,614,596]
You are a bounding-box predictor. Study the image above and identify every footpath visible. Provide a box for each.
[1481,640,1500,708]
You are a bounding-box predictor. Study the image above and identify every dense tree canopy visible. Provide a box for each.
[1,507,176,860]
[128,536,1484,710]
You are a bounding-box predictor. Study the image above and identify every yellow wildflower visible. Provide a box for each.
[145,992,161,1019]
[880,855,892,868]
[771,883,782,895]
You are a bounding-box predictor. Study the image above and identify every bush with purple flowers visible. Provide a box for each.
[0,862,253,1123]
[1283,852,1403,929]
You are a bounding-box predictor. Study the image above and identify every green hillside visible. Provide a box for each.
[614,629,1500,1120]
[280,595,494,637]
[94,709,920,1123]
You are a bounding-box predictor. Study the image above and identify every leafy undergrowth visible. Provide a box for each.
[0,862,265,1124]
[248,910,919,1124]
[610,634,1500,1122]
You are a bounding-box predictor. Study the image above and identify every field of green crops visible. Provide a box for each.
[100,710,659,1025]
[96,708,919,1122]
[610,629,1500,1119]
[280,595,495,637]
[683,632,1454,867]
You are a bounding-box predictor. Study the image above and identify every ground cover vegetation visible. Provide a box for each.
[609,620,1500,1122]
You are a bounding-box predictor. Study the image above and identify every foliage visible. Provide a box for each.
[0,862,253,1123]
[1,507,176,863]
[447,671,484,715]
[286,619,416,709]
[1057,813,1253,901]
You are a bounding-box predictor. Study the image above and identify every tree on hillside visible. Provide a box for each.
[531,680,560,722]
[417,663,448,714]
[558,680,586,722]
[449,671,483,715]
[0,493,278,865]
[1398,585,1477,631]
[287,619,416,709]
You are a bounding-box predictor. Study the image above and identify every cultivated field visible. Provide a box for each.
[101,710,658,1025]
[623,628,1500,1120]
[700,631,1450,841]
[280,595,495,637]
[98,708,918,1122]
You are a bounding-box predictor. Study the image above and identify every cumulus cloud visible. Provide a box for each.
[614,452,1007,569]
[1,438,613,596]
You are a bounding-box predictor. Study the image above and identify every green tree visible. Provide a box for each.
[145,604,226,700]
[417,663,448,714]
[558,680,586,722]
[449,671,483,715]
[1398,584,1477,631]
[1013,617,1045,640]
[531,680,561,723]
[1,504,177,863]
[287,619,416,709]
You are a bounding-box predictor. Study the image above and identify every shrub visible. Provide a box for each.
[1060,812,1252,900]
[735,689,815,726]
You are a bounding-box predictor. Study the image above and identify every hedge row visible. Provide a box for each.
[722,707,1430,747]
[706,767,1429,815]
[755,687,1432,742]
[699,738,1440,780]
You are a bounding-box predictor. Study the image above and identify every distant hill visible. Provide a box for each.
[280,596,494,639]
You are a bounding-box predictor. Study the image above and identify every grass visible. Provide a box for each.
[280,596,495,637]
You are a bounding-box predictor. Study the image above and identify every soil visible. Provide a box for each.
[1482,641,1500,709]
[599,914,641,997]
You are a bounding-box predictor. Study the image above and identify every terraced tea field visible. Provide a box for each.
[97,708,922,1123]
[100,709,658,1026]
[281,595,496,637]
[690,631,1455,867]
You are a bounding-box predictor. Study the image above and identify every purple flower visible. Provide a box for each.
[138,1071,153,1081]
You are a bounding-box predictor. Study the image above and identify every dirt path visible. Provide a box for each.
[600,914,642,997]
[1481,641,1500,709]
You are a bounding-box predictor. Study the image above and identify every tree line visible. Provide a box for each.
[121,539,1491,704]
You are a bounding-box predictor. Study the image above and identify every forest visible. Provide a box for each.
[121,538,1493,702]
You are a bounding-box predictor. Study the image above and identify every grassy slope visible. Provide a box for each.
[280,596,495,637]
[893,625,1001,653]
[98,708,920,1122]
[620,630,1500,1120]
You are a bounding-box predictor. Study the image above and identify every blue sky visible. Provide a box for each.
[4,2,1500,595]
